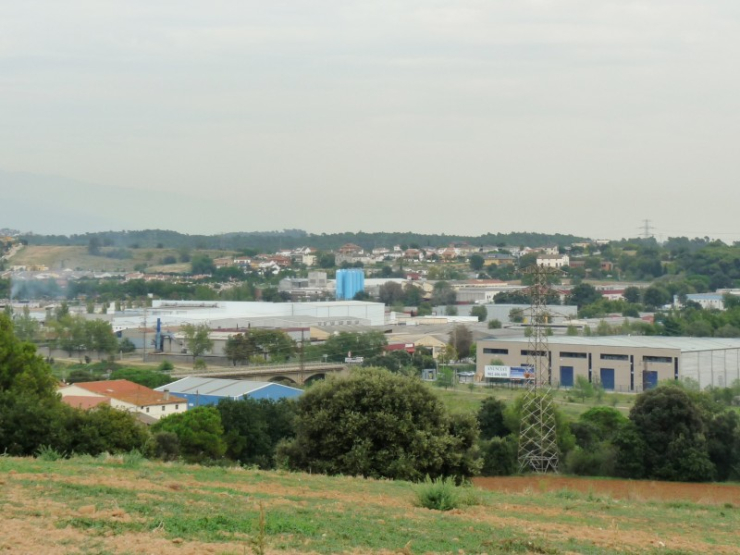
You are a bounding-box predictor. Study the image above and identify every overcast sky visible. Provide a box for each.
[1,1,739,240]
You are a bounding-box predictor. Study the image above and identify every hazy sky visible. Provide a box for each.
[1,1,739,240]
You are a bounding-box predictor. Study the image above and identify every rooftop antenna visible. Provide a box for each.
[518,264,559,474]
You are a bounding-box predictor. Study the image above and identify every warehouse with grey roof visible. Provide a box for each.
[156,377,302,408]
[476,336,740,392]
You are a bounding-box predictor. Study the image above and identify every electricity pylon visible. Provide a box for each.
[518,265,559,473]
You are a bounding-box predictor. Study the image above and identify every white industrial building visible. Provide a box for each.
[112,300,386,330]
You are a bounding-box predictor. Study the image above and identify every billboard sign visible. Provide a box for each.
[484,365,511,378]
[484,365,534,380]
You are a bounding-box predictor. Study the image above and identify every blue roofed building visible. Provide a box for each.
[156,377,303,409]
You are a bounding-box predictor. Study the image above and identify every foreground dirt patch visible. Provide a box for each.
[473,475,740,505]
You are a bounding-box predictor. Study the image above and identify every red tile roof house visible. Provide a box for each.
[58,379,187,420]
[60,396,111,411]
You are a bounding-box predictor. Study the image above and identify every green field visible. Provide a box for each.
[1,455,738,554]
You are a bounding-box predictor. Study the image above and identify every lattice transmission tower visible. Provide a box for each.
[518,265,559,473]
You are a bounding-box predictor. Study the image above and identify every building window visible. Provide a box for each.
[560,351,587,359]
[146,407,149,413]
[483,348,509,355]
[521,349,546,357]
[600,354,628,361]
[643,356,672,364]
[175,405,179,410]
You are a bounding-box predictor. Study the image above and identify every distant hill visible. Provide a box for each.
[21,229,588,253]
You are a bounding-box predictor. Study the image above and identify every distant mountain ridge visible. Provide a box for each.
[21,228,588,253]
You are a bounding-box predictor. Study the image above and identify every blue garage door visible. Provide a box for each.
[560,366,574,388]
[644,371,658,390]
[600,368,615,391]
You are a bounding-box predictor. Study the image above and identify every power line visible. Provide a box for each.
[639,219,654,240]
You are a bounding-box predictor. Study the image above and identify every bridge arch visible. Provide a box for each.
[304,373,326,386]
[268,376,299,385]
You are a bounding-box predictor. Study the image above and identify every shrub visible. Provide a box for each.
[415,476,460,511]
[563,445,617,477]
[158,360,174,372]
[480,436,518,476]
[150,431,180,461]
[36,445,65,461]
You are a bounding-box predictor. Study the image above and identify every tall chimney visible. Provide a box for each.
[163,389,170,401]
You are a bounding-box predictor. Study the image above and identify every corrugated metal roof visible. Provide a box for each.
[489,336,740,352]
[156,377,301,397]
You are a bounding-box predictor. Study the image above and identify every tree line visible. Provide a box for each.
[3,313,739,483]
[21,229,586,253]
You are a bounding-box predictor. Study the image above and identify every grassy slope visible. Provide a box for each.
[10,245,232,273]
[432,383,634,419]
[1,455,738,555]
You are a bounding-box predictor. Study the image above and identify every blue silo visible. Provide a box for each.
[336,269,365,300]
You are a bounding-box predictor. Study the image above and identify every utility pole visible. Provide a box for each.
[299,327,306,384]
[518,265,559,474]
[142,306,147,363]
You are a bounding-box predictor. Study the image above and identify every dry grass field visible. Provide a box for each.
[9,246,232,273]
[1,455,739,554]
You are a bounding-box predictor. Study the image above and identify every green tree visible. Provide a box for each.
[190,254,216,274]
[217,398,297,469]
[119,337,136,354]
[378,282,404,306]
[224,332,253,366]
[469,254,484,271]
[470,305,488,322]
[322,331,387,362]
[278,368,481,481]
[181,323,213,361]
[317,252,335,268]
[623,286,642,304]
[12,306,39,343]
[432,281,456,306]
[436,366,454,389]
[625,385,715,482]
[448,325,472,360]
[567,284,602,310]
[66,404,150,456]
[110,368,172,389]
[480,436,518,476]
[0,314,58,397]
[152,406,227,463]
[706,410,740,481]
[643,285,670,310]
[416,302,433,316]
[571,375,594,402]
[477,397,511,440]
[87,236,101,256]
[0,314,72,455]
[509,308,524,323]
[87,319,118,358]
[249,329,296,362]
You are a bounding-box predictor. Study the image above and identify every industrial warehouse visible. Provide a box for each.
[476,336,740,392]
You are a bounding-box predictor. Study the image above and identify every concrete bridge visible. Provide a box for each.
[170,361,349,385]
